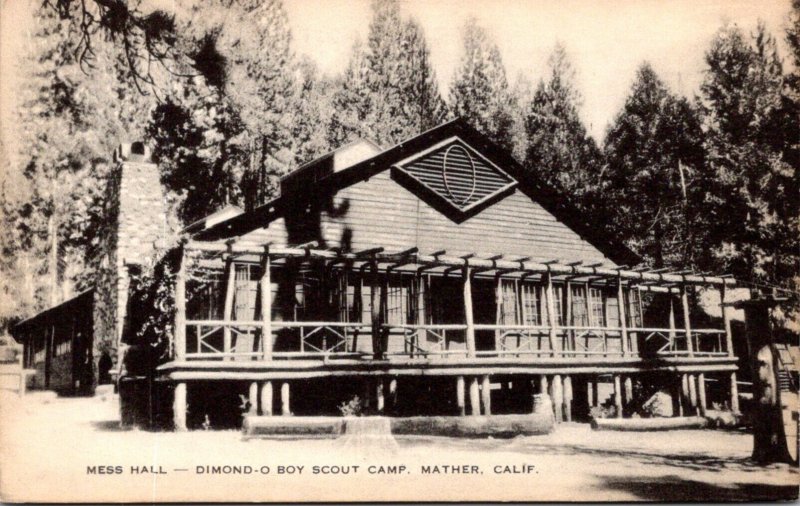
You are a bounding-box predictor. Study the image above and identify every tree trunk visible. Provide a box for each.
[736,298,794,465]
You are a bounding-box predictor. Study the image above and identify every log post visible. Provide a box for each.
[248,382,258,416]
[469,377,480,416]
[730,372,740,414]
[223,251,236,360]
[388,378,398,412]
[697,373,707,416]
[681,373,690,415]
[281,382,291,416]
[260,247,272,360]
[173,382,187,431]
[376,380,385,414]
[552,374,563,423]
[668,297,677,348]
[379,271,389,357]
[681,284,694,356]
[624,376,633,412]
[481,375,491,415]
[260,381,273,416]
[673,376,683,417]
[416,275,427,349]
[617,276,629,355]
[370,258,381,359]
[734,297,793,464]
[688,373,698,414]
[563,375,573,422]
[539,375,549,396]
[721,284,734,357]
[456,376,466,416]
[174,248,187,361]
[463,265,476,358]
[565,282,573,352]
[544,271,558,356]
[614,375,623,418]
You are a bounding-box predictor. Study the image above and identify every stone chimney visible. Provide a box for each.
[92,141,169,388]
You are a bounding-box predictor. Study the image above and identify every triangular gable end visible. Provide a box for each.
[391,136,517,223]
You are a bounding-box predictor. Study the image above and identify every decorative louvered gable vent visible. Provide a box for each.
[391,137,517,222]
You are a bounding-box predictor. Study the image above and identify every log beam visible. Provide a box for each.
[730,372,740,414]
[617,276,629,355]
[223,254,236,360]
[697,373,707,416]
[544,271,558,356]
[681,285,694,357]
[552,374,563,423]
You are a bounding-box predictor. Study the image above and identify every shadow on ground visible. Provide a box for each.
[596,474,799,501]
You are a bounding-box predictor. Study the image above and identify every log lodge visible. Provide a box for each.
[141,119,741,430]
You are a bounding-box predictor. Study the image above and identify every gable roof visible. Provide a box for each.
[196,119,639,265]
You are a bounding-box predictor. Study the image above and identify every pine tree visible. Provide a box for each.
[449,18,514,152]
[2,6,155,325]
[523,43,602,206]
[602,63,705,269]
[328,0,446,147]
[699,23,799,314]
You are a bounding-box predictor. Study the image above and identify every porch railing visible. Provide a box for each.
[181,320,729,361]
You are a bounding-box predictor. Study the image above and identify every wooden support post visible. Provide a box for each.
[174,249,187,361]
[463,266,476,358]
[697,373,707,416]
[223,254,236,360]
[363,379,371,409]
[730,372,740,413]
[565,282,573,352]
[260,381,273,416]
[680,374,690,415]
[389,378,398,411]
[544,271,558,356]
[260,248,272,360]
[668,297,677,347]
[416,275,427,348]
[281,382,291,416]
[494,275,503,351]
[370,259,381,359]
[673,376,683,417]
[379,272,389,357]
[469,377,480,416]
[587,378,595,408]
[456,376,466,416]
[688,373,698,414]
[539,375,549,396]
[552,374,563,423]
[614,375,623,418]
[624,376,633,411]
[617,276,629,355]
[376,380,385,414]
[681,284,694,356]
[248,382,258,416]
[481,375,491,415]
[173,382,187,431]
[721,284,734,357]
[563,375,573,422]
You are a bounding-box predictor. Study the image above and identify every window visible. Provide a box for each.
[626,288,643,327]
[589,288,605,326]
[551,285,564,326]
[571,285,589,327]
[499,279,519,325]
[520,282,540,325]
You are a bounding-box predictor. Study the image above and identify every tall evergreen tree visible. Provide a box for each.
[523,43,602,206]
[328,0,446,147]
[2,6,154,325]
[449,18,514,152]
[699,23,799,317]
[603,63,705,269]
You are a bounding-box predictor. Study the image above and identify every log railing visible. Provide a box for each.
[181,320,728,360]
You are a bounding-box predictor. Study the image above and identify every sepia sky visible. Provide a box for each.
[0,0,793,145]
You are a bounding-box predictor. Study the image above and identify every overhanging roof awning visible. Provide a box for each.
[183,240,735,293]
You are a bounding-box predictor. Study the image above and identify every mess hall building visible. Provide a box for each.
[125,119,741,430]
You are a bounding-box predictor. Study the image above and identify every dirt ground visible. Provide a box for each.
[1,390,797,503]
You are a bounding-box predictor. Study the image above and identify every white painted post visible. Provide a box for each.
[260,381,273,416]
[173,382,187,431]
[456,376,466,416]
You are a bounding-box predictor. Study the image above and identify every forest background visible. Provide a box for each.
[0,0,797,334]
